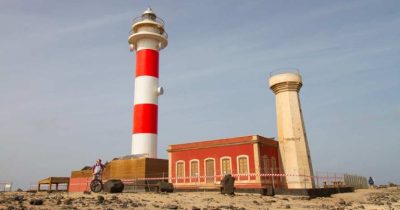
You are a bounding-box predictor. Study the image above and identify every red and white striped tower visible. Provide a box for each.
[128,8,168,158]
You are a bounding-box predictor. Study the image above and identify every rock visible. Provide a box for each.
[64,198,73,205]
[56,199,62,205]
[81,166,92,170]
[61,207,78,210]
[120,202,129,208]
[103,179,124,193]
[165,204,179,209]
[7,206,15,210]
[192,206,201,210]
[265,200,276,204]
[29,199,43,205]
[83,191,91,194]
[285,204,291,209]
[218,205,234,209]
[338,199,346,205]
[220,174,235,195]
[97,195,105,204]
[16,188,23,192]
[252,200,260,205]
[55,194,64,200]
[159,181,174,193]
[13,195,24,202]
[111,195,119,200]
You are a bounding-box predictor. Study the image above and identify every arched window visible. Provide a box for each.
[204,158,215,183]
[271,157,277,173]
[220,157,232,175]
[190,160,199,177]
[263,155,270,174]
[237,156,249,174]
[176,161,185,178]
[271,156,278,186]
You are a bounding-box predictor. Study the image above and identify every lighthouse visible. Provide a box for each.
[128,8,168,158]
[269,71,315,189]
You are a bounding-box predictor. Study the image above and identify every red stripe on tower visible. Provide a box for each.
[136,49,159,77]
[133,104,158,133]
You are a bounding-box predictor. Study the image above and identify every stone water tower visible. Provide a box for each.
[269,70,315,189]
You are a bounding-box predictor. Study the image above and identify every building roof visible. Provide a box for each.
[38,177,70,185]
[168,135,277,152]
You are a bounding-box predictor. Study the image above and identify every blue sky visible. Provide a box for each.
[0,0,399,189]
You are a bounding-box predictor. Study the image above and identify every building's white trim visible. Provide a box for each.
[253,143,261,182]
[168,151,172,183]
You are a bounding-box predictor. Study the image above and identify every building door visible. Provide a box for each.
[205,159,215,183]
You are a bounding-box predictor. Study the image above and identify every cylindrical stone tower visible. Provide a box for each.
[269,71,315,189]
[128,8,168,158]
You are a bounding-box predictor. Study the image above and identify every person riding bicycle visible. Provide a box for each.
[92,159,104,180]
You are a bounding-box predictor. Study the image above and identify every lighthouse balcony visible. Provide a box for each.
[129,28,168,40]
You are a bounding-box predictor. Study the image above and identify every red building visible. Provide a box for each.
[168,135,284,190]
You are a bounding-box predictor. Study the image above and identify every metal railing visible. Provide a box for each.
[131,15,165,26]
[0,182,13,192]
[128,28,168,40]
[313,171,369,189]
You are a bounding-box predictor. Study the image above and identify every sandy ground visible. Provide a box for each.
[0,187,399,210]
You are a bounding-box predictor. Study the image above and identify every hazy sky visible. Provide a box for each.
[1,1,399,189]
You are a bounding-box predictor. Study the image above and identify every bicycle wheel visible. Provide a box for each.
[90,179,103,192]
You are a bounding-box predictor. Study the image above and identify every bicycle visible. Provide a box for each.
[90,173,103,193]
